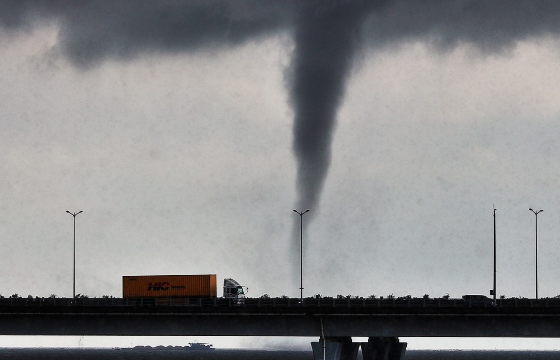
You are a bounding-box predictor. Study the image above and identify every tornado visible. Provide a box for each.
[289,1,378,281]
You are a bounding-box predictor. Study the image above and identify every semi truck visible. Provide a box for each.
[122,274,247,304]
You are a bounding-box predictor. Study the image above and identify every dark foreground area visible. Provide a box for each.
[0,349,559,360]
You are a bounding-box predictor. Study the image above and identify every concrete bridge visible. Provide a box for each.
[2,296,560,360]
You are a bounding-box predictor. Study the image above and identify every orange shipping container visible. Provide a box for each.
[122,274,217,298]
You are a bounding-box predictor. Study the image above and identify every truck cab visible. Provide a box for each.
[223,278,247,305]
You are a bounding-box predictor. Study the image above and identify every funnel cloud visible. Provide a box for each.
[290,2,376,216]
[288,1,381,279]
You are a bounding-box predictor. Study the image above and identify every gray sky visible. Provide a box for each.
[2,0,560,316]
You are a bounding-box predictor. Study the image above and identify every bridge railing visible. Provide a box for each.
[1,297,560,308]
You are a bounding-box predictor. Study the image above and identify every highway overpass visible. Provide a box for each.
[2,296,560,360]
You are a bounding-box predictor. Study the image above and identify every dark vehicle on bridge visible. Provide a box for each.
[462,294,493,306]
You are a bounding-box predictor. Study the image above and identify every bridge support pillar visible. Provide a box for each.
[311,337,360,360]
[361,337,407,360]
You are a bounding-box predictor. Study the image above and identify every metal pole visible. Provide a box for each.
[67,210,83,299]
[493,206,496,306]
[536,213,538,300]
[529,208,542,300]
[293,209,309,301]
[73,215,76,299]
[300,214,303,300]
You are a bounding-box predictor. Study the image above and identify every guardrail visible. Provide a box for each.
[0,297,559,308]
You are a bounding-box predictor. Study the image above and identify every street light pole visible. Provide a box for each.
[293,209,309,301]
[529,208,543,299]
[66,210,83,299]
[492,205,496,306]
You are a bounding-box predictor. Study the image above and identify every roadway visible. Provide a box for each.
[1,296,560,337]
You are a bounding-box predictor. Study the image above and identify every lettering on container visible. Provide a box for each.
[147,282,170,291]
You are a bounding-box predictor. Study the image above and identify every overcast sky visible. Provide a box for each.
[2,0,560,349]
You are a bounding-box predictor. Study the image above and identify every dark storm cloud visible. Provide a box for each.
[0,0,74,30]
[361,0,560,53]
[0,0,293,65]
[3,1,560,59]
[57,1,294,66]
